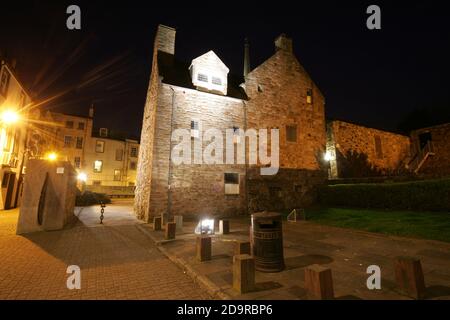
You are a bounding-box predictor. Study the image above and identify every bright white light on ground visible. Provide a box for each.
[1,110,20,124]
[195,218,215,235]
[77,172,87,182]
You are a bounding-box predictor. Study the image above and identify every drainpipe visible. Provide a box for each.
[167,86,176,222]
[243,100,249,216]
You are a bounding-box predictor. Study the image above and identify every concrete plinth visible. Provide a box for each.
[153,216,162,231]
[233,254,255,294]
[196,236,212,262]
[234,240,251,256]
[165,222,176,240]
[394,257,426,299]
[304,264,334,300]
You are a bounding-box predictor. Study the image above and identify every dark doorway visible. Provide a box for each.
[3,172,16,210]
[419,132,432,150]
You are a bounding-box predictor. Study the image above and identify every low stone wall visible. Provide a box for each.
[247,168,326,213]
[86,185,135,197]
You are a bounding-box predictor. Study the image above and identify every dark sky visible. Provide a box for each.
[1,1,450,138]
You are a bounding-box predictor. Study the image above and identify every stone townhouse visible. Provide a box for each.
[135,25,327,222]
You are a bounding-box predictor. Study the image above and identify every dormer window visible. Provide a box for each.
[212,77,222,86]
[197,73,208,82]
[306,88,313,104]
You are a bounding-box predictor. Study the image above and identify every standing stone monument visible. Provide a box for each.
[16,159,77,234]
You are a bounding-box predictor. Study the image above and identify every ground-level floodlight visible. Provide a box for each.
[195,218,215,235]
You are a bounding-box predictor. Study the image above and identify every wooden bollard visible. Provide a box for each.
[233,254,255,294]
[219,220,230,234]
[153,216,162,231]
[304,264,334,300]
[234,240,251,256]
[165,222,176,240]
[394,257,426,299]
[196,236,212,262]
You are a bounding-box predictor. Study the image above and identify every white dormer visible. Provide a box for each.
[189,50,229,96]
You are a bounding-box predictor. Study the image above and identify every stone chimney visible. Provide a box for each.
[274,33,293,53]
[89,104,94,118]
[156,24,176,55]
[243,38,250,77]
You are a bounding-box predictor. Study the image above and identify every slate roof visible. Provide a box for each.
[157,52,248,100]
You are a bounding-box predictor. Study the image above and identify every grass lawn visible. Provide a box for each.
[302,207,450,243]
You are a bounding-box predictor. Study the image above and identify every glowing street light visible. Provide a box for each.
[324,151,334,162]
[77,172,87,182]
[195,218,215,235]
[1,110,20,124]
[46,152,57,161]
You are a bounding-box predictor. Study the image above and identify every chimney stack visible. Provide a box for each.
[155,24,176,55]
[243,38,250,77]
[89,104,94,118]
[274,33,293,53]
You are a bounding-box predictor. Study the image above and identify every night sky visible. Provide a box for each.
[1,1,449,138]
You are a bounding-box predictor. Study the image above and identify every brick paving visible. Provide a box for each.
[0,203,211,300]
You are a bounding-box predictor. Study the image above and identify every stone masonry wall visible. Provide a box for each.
[328,120,410,177]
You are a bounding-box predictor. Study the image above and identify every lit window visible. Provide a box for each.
[76,137,83,149]
[65,121,74,129]
[130,161,137,171]
[212,77,222,85]
[130,147,138,157]
[93,160,103,173]
[197,73,208,82]
[74,157,81,168]
[78,122,85,130]
[224,173,239,195]
[115,149,123,161]
[0,69,11,97]
[64,136,72,148]
[95,140,105,153]
[306,88,313,104]
[114,169,121,181]
[286,125,297,143]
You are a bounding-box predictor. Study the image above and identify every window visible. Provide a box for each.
[115,149,123,161]
[130,147,138,158]
[306,88,313,104]
[78,122,85,130]
[95,140,105,153]
[212,77,222,85]
[129,161,137,170]
[93,160,103,173]
[74,157,81,168]
[191,120,199,138]
[197,73,208,82]
[232,126,240,143]
[258,84,263,93]
[374,135,383,159]
[99,128,108,137]
[93,180,101,186]
[76,137,83,149]
[114,169,121,181]
[64,136,72,148]
[224,173,239,195]
[0,69,10,97]
[286,125,297,143]
[65,121,74,129]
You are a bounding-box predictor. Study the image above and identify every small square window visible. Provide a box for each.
[130,147,138,157]
[95,140,105,153]
[224,173,239,195]
[93,160,103,173]
[65,121,74,129]
[78,122,85,130]
[114,169,121,181]
[197,73,208,82]
[74,157,81,168]
[286,125,297,143]
[64,136,72,148]
[116,149,123,161]
[130,161,137,170]
[306,88,313,104]
[212,77,222,85]
[99,128,108,137]
[76,137,83,149]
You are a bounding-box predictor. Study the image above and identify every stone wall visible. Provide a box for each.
[410,123,450,176]
[327,120,410,178]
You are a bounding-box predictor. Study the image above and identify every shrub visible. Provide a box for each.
[76,191,112,206]
[319,179,450,211]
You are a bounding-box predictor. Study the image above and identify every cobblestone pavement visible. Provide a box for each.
[0,202,211,300]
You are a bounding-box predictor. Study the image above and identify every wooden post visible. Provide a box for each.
[233,254,255,294]
[234,240,251,256]
[394,256,426,299]
[153,216,162,231]
[165,222,176,240]
[196,236,212,262]
[174,215,183,232]
[219,220,230,234]
[304,264,334,300]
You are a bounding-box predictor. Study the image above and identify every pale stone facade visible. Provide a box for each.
[135,25,327,222]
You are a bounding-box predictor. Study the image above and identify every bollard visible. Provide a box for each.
[153,216,162,231]
[394,256,426,299]
[165,222,176,240]
[304,264,334,300]
[234,240,251,256]
[219,220,230,234]
[174,215,183,232]
[196,236,212,262]
[233,254,255,294]
[100,202,106,224]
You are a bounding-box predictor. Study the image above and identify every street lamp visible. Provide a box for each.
[1,110,20,125]
[46,152,58,161]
